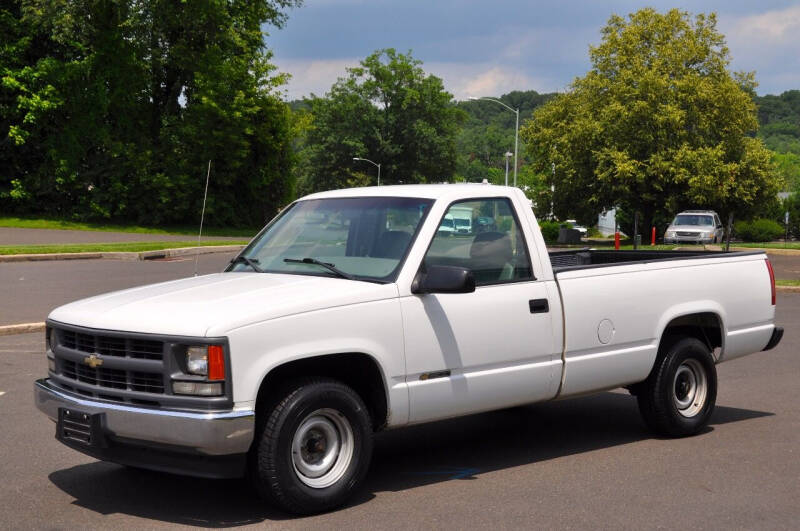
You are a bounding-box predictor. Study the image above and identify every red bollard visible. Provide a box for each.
[614,231,620,250]
[651,226,656,246]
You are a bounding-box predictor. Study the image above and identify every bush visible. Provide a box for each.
[539,220,560,242]
[734,219,785,242]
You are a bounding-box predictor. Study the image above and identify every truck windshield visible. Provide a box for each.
[229,196,433,282]
[673,215,713,226]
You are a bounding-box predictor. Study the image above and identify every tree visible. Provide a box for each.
[1,0,300,227]
[773,152,800,193]
[298,49,466,194]
[520,8,783,231]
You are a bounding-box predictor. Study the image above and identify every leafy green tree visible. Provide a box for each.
[1,0,299,227]
[773,152,800,193]
[298,49,466,194]
[755,90,800,133]
[520,8,783,232]
[784,193,800,239]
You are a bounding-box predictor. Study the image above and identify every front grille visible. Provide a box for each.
[677,231,699,237]
[131,372,165,394]
[62,360,129,389]
[61,329,163,360]
[52,327,167,403]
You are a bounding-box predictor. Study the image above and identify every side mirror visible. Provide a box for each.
[411,265,476,294]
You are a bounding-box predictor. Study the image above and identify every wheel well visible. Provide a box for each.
[627,312,723,396]
[660,312,723,354]
[254,353,388,431]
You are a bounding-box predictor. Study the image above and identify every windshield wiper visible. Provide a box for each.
[283,257,355,280]
[229,255,264,272]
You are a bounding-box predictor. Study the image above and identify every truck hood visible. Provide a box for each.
[48,273,399,337]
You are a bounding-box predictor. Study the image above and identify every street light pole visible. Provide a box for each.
[352,157,381,186]
[551,161,555,220]
[504,151,513,187]
[469,96,520,187]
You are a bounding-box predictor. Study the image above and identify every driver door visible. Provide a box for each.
[400,197,561,423]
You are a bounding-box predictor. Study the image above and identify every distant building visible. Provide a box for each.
[597,208,616,236]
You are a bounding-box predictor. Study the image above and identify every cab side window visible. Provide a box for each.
[424,198,533,286]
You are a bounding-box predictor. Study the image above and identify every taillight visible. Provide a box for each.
[765,259,776,306]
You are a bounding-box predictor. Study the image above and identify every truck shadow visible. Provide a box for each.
[48,392,772,527]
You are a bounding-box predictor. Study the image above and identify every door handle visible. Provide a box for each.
[529,299,549,314]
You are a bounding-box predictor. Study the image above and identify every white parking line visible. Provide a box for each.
[0,391,6,397]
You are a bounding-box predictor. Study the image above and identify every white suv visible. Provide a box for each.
[664,210,724,244]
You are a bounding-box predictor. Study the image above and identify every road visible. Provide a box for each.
[769,252,800,280]
[0,252,238,325]
[0,294,797,529]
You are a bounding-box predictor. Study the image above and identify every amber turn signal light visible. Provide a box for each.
[208,345,225,381]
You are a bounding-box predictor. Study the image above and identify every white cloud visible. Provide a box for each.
[725,4,800,42]
[272,57,360,99]
[720,4,800,93]
[274,57,560,101]
[425,62,559,100]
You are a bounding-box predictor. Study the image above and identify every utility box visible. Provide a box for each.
[558,228,582,244]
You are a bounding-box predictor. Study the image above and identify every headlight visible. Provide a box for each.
[186,346,209,375]
[666,231,676,238]
[176,344,227,396]
[185,344,226,380]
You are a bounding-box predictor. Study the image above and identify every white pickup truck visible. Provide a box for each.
[35,184,783,514]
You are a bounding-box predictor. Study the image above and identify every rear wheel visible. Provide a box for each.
[251,378,373,515]
[637,336,717,437]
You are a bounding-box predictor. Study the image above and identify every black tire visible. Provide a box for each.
[251,378,373,515]
[637,336,717,437]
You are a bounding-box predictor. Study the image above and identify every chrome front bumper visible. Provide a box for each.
[665,236,714,244]
[35,378,255,458]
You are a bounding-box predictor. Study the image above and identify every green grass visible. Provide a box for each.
[0,240,247,255]
[0,216,259,238]
[776,279,800,287]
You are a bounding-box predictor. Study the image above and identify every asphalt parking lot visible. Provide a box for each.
[0,294,797,529]
[0,252,238,325]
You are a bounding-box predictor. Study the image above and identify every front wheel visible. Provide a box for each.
[637,336,717,437]
[251,378,373,515]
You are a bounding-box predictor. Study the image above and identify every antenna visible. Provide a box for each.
[194,160,212,277]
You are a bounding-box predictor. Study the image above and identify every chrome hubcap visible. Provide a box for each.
[291,408,354,488]
[673,359,707,418]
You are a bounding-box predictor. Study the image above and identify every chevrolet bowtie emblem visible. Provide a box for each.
[83,354,103,368]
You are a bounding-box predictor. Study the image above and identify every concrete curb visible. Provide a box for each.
[0,245,244,263]
[0,322,45,336]
[777,285,800,293]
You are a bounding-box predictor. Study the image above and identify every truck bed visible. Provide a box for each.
[548,248,764,273]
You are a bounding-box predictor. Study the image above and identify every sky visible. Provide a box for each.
[266,0,800,101]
